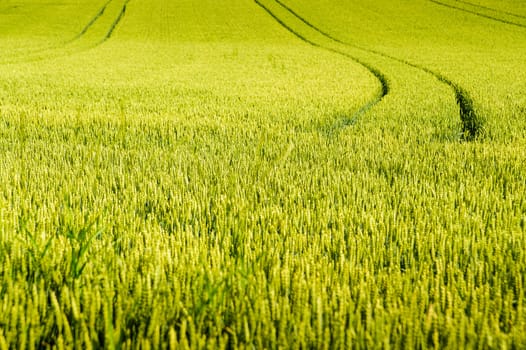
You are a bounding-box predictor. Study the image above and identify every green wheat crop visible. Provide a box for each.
[0,0,525,348]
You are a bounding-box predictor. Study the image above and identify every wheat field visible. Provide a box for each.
[0,0,525,348]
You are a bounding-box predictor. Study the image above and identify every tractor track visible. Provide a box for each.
[454,0,526,20]
[271,0,482,140]
[3,0,115,61]
[69,0,115,42]
[428,0,526,29]
[255,0,389,131]
[100,0,131,43]
[0,0,130,65]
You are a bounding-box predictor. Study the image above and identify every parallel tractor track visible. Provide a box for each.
[255,0,389,132]
[454,0,526,20]
[1,0,130,65]
[69,0,115,42]
[270,0,483,140]
[101,0,131,43]
[428,0,526,29]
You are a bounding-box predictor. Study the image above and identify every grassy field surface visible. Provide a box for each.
[0,0,525,348]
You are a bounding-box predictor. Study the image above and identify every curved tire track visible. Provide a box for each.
[273,0,483,140]
[454,0,526,20]
[69,0,115,42]
[428,0,526,29]
[2,0,115,61]
[254,0,389,130]
[100,0,131,43]
[1,0,130,65]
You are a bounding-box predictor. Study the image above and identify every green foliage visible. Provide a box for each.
[0,0,525,348]
[17,215,54,282]
[58,215,103,284]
